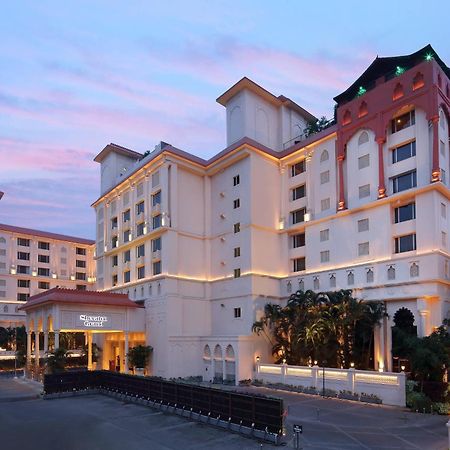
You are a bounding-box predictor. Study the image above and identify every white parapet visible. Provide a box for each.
[255,363,406,407]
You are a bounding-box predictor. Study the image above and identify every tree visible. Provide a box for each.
[46,348,67,374]
[304,116,332,138]
[127,345,153,369]
[252,289,384,369]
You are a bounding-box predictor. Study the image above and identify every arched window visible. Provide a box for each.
[320,150,329,163]
[298,279,304,291]
[412,72,424,91]
[203,345,211,360]
[440,110,446,129]
[438,73,442,88]
[0,237,6,244]
[410,263,419,278]
[214,345,222,360]
[225,345,235,361]
[157,283,161,295]
[387,265,396,280]
[393,83,404,101]
[148,284,152,296]
[3,305,8,313]
[329,273,336,288]
[358,131,369,146]
[313,276,319,291]
[393,307,415,329]
[347,271,354,285]
[366,268,374,283]
[358,101,368,118]
[343,110,352,125]
[286,281,292,293]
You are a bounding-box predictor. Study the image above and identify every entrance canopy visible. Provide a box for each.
[19,287,145,334]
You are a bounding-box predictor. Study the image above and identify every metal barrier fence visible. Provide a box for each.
[44,371,283,435]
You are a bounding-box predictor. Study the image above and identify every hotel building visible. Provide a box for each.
[0,224,95,328]
[90,44,450,381]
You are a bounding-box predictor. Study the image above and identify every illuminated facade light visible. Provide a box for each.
[425,52,434,61]
[395,66,405,76]
[357,86,367,96]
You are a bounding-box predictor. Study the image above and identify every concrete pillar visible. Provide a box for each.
[418,310,430,337]
[26,331,32,367]
[222,358,226,382]
[54,331,60,350]
[349,368,356,393]
[87,332,93,370]
[385,320,393,372]
[34,331,40,368]
[374,323,384,371]
[43,331,49,354]
[124,332,129,373]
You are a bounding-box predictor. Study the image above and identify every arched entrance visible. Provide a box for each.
[225,345,236,384]
[392,307,417,372]
[203,344,212,382]
[213,344,223,383]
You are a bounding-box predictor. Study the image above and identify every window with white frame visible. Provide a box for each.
[320,170,330,184]
[293,257,305,272]
[234,307,241,318]
[291,208,306,224]
[392,141,416,163]
[290,160,306,177]
[321,198,330,211]
[392,171,417,193]
[391,110,415,133]
[394,234,416,253]
[292,233,305,248]
[358,154,370,169]
[394,202,416,223]
[320,250,330,263]
[292,185,306,201]
[358,242,369,256]
[359,184,370,199]
[358,218,369,232]
[320,229,329,242]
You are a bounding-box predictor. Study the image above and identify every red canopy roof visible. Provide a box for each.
[19,288,143,311]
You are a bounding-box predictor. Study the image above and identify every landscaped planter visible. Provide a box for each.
[360,394,382,404]
[338,391,359,401]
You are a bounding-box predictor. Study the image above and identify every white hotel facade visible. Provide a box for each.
[88,45,450,382]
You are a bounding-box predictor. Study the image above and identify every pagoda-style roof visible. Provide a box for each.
[334,44,450,106]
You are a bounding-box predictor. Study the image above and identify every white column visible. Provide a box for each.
[222,358,226,382]
[124,332,129,373]
[385,320,392,372]
[418,310,429,337]
[26,331,32,367]
[374,323,384,371]
[54,331,60,350]
[34,332,40,369]
[43,331,49,354]
[87,332,93,370]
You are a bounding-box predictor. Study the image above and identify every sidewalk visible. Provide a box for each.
[0,376,42,402]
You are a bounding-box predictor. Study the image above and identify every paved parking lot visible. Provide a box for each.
[0,378,448,449]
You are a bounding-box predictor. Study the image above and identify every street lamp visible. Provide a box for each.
[350,362,355,369]
[401,365,405,372]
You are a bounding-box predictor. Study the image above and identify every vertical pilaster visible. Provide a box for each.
[26,331,31,367]
[54,331,60,350]
[34,331,40,368]
[431,116,441,182]
[124,332,129,373]
[43,331,49,354]
[376,137,387,198]
[87,332,93,370]
[337,154,345,210]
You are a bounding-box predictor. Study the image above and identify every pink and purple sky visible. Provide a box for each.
[1,1,448,238]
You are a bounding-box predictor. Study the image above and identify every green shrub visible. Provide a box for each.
[407,391,432,412]
[432,402,450,415]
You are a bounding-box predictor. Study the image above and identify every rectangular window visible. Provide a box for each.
[152,171,160,188]
[38,241,50,250]
[112,236,118,248]
[75,272,86,280]
[291,208,306,225]
[123,209,131,223]
[136,201,145,215]
[290,160,306,177]
[17,265,30,274]
[123,229,131,242]
[76,247,86,256]
[111,217,118,229]
[233,198,240,209]
[38,281,50,290]
[234,247,241,257]
[233,223,240,233]
[392,171,417,193]
[152,238,161,252]
[320,229,329,242]
[320,250,330,263]
[76,284,87,291]
[136,182,144,197]
[17,238,30,247]
[152,191,161,206]
[292,185,306,201]
[112,274,118,287]
[38,268,50,277]
[391,110,415,133]
[359,184,370,199]
[233,175,240,186]
[358,154,370,169]
[358,242,370,256]
[17,252,30,260]
[392,141,416,163]
[17,279,30,288]
[38,255,50,263]
[137,244,145,258]
[234,268,241,278]
[152,215,161,229]
[17,293,30,302]
[394,202,416,223]
[234,307,241,318]
[292,233,305,248]
[112,255,118,267]
[441,140,445,156]
[321,198,330,211]
[442,169,447,184]
[441,202,447,219]
[136,222,145,237]
[358,218,369,232]
[153,261,161,275]
[76,259,86,268]
[442,231,447,247]
[293,257,306,272]
[320,170,330,184]
[124,270,131,283]
[395,234,417,253]
[137,266,145,279]
[123,250,131,263]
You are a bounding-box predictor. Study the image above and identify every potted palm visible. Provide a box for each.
[127,345,152,376]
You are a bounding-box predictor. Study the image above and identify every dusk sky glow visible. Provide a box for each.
[1,0,449,238]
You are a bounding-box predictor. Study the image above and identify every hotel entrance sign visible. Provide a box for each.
[79,314,108,328]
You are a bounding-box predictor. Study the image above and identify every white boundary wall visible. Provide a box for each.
[255,363,406,407]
